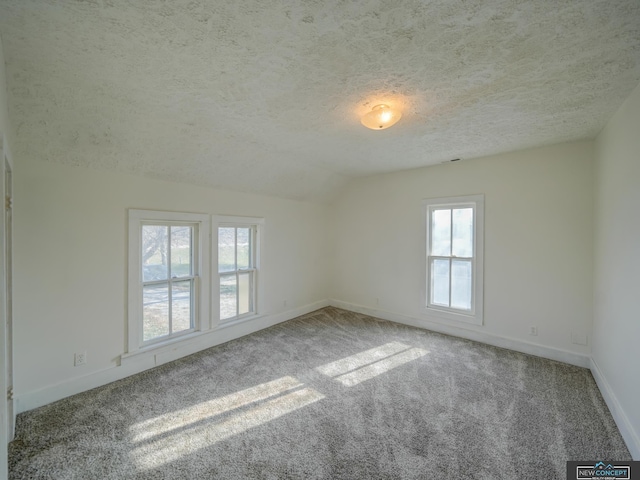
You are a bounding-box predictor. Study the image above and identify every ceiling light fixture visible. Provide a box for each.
[361,104,402,130]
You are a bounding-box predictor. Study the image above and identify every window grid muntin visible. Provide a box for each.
[427,203,476,314]
[219,224,257,322]
[140,222,197,345]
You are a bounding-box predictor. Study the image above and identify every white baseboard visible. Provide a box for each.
[590,357,640,460]
[15,300,329,415]
[329,299,591,368]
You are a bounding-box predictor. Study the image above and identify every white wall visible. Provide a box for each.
[0,32,14,480]
[13,158,330,411]
[330,141,595,366]
[592,81,640,459]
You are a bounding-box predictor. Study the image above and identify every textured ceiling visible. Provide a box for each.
[0,0,639,202]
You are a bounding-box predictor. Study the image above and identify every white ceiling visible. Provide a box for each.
[1,0,639,202]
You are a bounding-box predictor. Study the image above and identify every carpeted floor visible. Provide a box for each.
[9,307,631,479]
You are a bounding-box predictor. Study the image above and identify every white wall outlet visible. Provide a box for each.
[283,300,287,308]
[74,351,87,366]
[529,326,538,336]
[375,297,379,306]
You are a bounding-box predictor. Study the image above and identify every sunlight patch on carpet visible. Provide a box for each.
[130,380,324,470]
[316,342,429,387]
[130,376,304,442]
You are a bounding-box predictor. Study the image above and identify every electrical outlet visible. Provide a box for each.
[74,351,87,366]
[375,297,379,306]
[529,326,538,336]
[283,300,287,308]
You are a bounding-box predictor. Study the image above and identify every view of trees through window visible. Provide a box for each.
[141,225,194,342]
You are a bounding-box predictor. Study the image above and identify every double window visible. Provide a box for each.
[128,211,263,353]
[424,195,484,325]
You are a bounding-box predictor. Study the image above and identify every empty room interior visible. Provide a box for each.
[0,0,639,478]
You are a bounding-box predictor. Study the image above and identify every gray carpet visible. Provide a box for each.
[9,307,631,479]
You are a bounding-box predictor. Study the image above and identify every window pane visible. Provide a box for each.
[452,208,473,258]
[143,284,169,341]
[431,259,450,306]
[431,209,451,256]
[172,280,192,333]
[238,272,251,315]
[171,226,192,278]
[142,225,168,281]
[237,227,250,270]
[451,260,472,310]
[218,227,236,273]
[220,275,237,320]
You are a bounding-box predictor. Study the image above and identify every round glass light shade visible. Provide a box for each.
[361,104,402,130]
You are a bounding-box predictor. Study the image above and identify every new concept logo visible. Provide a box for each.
[567,461,639,480]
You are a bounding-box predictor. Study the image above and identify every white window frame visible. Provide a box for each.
[422,195,484,325]
[127,209,210,354]
[213,215,264,327]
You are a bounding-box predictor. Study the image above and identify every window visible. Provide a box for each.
[423,195,484,325]
[128,210,210,352]
[216,216,263,323]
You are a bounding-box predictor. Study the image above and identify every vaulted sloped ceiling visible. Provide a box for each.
[0,0,639,202]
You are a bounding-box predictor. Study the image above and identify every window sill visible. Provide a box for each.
[422,306,483,326]
[121,313,266,366]
[121,330,206,362]
[218,312,263,329]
